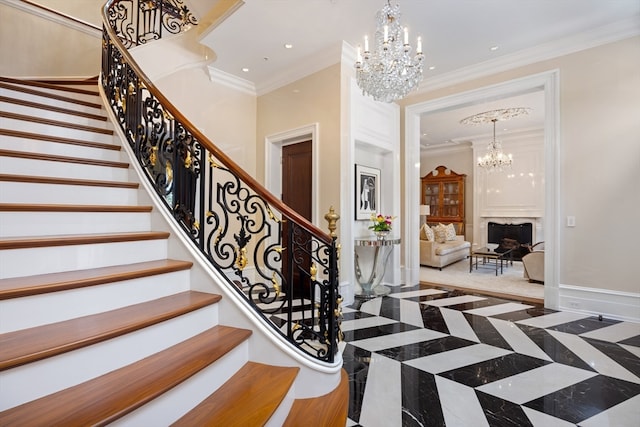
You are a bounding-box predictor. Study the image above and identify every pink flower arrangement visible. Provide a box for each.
[369,214,395,232]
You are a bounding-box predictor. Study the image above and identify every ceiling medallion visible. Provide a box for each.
[354,1,424,103]
[460,108,532,173]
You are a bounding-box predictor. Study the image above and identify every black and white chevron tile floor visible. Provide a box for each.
[340,284,640,427]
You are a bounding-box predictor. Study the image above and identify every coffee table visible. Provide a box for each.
[469,247,513,276]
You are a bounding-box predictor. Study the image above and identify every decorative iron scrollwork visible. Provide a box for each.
[101,0,341,363]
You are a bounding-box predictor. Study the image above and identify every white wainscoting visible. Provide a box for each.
[559,284,640,323]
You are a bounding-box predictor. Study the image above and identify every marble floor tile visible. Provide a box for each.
[350,328,447,353]
[516,311,591,329]
[580,321,640,342]
[342,285,640,426]
[579,393,640,427]
[464,302,534,317]
[524,374,640,424]
[423,295,487,307]
[435,376,489,427]
[440,307,479,342]
[405,343,512,374]
[547,329,640,383]
[476,363,597,405]
[488,317,553,361]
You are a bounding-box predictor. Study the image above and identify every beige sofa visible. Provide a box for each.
[419,224,471,270]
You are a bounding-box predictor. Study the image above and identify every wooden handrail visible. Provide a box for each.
[100,0,332,245]
[19,0,101,32]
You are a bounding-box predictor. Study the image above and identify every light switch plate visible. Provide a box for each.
[567,216,576,227]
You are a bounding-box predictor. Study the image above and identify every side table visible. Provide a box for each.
[354,236,401,299]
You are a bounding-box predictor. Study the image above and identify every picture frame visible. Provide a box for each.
[355,164,381,220]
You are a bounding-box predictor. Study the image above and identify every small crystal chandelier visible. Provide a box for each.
[460,108,532,173]
[354,1,424,103]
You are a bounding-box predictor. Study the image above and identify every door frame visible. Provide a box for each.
[403,70,560,309]
[265,123,319,224]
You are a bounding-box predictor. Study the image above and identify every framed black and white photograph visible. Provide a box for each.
[355,164,380,220]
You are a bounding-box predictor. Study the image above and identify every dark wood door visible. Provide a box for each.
[282,141,312,299]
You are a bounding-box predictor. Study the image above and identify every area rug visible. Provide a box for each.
[419,258,544,302]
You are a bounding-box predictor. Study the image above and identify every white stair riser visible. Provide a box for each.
[0,87,103,115]
[0,181,139,205]
[0,117,115,145]
[0,211,151,238]
[0,101,111,130]
[0,305,220,411]
[0,135,123,162]
[0,86,102,107]
[0,238,168,279]
[0,269,191,333]
[0,157,129,182]
[113,343,249,426]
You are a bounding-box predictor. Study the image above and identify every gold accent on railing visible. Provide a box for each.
[336,296,344,342]
[324,206,340,238]
[166,159,173,182]
[163,109,173,121]
[271,272,281,297]
[236,247,247,270]
[184,150,192,169]
[266,206,282,223]
[193,220,200,230]
[274,246,286,254]
[292,322,301,332]
[127,82,136,95]
[337,243,342,260]
[310,263,317,282]
[149,146,158,167]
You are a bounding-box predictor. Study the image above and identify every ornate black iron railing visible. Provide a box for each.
[100,0,341,362]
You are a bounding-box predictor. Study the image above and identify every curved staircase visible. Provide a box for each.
[0,78,347,426]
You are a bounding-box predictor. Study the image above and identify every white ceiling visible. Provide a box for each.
[201,0,638,148]
[33,0,639,148]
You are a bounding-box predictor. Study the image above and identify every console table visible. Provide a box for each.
[354,237,401,298]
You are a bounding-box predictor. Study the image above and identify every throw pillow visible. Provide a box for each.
[434,224,447,243]
[445,223,457,241]
[425,225,434,241]
[419,224,435,241]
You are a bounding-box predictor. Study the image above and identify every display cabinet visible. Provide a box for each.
[421,165,466,234]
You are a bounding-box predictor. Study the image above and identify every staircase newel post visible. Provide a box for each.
[324,206,342,361]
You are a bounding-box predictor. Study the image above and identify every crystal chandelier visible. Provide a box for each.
[355,1,424,103]
[460,108,532,173]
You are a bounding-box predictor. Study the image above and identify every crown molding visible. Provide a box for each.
[0,0,101,38]
[418,17,640,93]
[207,66,256,96]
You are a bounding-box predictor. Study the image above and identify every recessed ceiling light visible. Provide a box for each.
[490,45,499,51]
[242,67,249,73]
[284,43,293,49]
[428,66,435,70]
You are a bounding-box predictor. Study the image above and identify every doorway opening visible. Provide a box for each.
[404,71,559,308]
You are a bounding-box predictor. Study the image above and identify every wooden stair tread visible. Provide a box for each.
[0,81,102,109]
[0,173,138,188]
[0,129,121,151]
[0,259,192,300]
[0,325,252,425]
[0,203,152,213]
[0,77,100,97]
[0,231,170,250]
[284,369,349,427]
[172,362,299,427]
[0,95,107,121]
[0,148,129,169]
[0,111,113,135]
[0,290,220,370]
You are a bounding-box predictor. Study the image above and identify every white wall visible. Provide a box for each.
[403,36,640,321]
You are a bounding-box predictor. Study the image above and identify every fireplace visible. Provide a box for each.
[488,222,533,260]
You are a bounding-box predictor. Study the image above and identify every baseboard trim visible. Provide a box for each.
[559,283,640,322]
